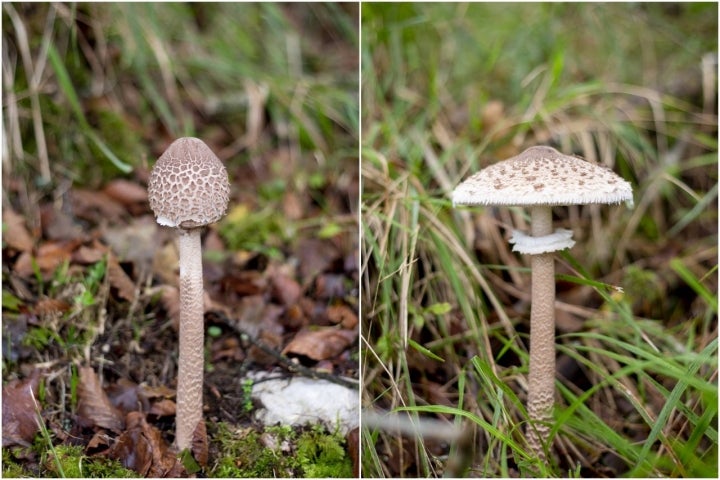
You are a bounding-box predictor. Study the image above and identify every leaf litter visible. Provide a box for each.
[3,166,358,476]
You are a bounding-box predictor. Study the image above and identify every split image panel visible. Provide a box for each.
[2,2,718,478]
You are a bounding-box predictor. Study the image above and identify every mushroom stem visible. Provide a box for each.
[527,205,555,460]
[176,228,205,451]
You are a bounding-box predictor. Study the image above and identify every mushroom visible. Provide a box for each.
[452,146,632,460]
[147,137,230,452]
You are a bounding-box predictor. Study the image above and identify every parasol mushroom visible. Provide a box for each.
[452,145,633,460]
[147,137,230,452]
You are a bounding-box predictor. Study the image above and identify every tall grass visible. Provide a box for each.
[2,3,358,190]
[361,3,717,477]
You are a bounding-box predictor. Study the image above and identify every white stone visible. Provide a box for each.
[249,372,359,435]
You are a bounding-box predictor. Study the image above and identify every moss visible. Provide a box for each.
[2,448,29,478]
[209,422,353,478]
[43,444,136,478]
[297,425,353,478]
[2,443,136,478]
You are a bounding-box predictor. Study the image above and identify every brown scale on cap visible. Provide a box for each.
[148,137,230,229]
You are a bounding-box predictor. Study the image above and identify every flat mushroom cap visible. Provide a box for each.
[148,137,230,229]
[452,146,633,207]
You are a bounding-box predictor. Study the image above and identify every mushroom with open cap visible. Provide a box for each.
[148,137,230,452]
[452,145,632,460]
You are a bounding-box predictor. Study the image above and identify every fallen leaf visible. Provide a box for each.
[33,298,72,316]
[297,238,340,283]
[281,327,357,361]
[86,430,111,452]
[72,241,109,264]
[102,216,159,268]
[137,383,175,400]
[77,366,124,433]
[249,328,284,365]
[325,304,358,330]
[211,336,244,363]
[110,414,151,476]
[1,370,41,447]
[148,399,176,418]
[314,274,347,300]
[281,303,307,330]
[110,411,184,477]
[103,179,148,206]
[106,378,145,414]
[3,207,34,252]
[270,272,302,306]
[70,189,127,223]
[347,427,360,478]
[14,241,79,279]
[191,419,209,467]
[107,255,136,302]
[40,203,85,241]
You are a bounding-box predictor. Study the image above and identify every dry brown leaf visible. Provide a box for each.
[110,411,180,477]
[70,189,127,222]
[347,427,360,478]
[137,382,175,400]
[270,272,302,306]
[191,419,209,467]
[297,238,339,283]
[148,398,176,417]
[14,241,78,278]
[325,304,358,330]
[106,378,145,414]
[3,208,34,252]
[281,327,357,361]
[107,255,136,302]
[315,274,347,300]
[72,241,109,264]
[248,329,284,365]
[77,366,124,433]
[103,179,148,206]
[111,414,152,476]
[87,430,111,451]
[281,303,307,330]
[102,216,160,268]
[1,371,41,447]
[40,203,85,241]
[33,298,72,316]
[211,336,244,363]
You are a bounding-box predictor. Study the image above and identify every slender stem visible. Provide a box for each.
[176,229,204,451]
[526,206,555,460]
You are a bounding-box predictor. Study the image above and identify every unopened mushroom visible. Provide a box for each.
[148,137,230,452]
[452,145,632,460]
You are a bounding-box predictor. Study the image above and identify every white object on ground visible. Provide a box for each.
[249,372,359,435]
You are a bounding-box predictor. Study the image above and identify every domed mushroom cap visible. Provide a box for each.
[148,137,230,229]
[452,146,633,207]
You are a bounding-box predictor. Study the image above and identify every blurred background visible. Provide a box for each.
[3,3,358,477]
[361,3,717,478]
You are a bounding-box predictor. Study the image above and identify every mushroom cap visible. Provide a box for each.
[148,137,230,229]
[452,146,633,207]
